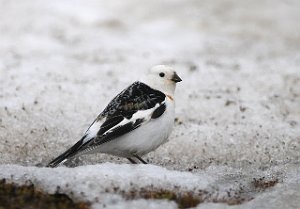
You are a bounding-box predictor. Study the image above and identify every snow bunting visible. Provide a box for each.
[47,65,182,167]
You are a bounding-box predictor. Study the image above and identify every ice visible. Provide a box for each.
[0,0,300,208]
[1,163,300,209]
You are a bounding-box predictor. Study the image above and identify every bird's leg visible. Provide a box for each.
[127,157,137,164]
[133,155,148,164]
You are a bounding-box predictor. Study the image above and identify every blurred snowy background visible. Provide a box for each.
[0,0,299,208]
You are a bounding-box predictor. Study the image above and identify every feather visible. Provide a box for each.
[47,82,167,166]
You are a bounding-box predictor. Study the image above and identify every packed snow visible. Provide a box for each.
[0,0,299,208]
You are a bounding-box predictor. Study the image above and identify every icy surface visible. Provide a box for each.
[0,0,300,208]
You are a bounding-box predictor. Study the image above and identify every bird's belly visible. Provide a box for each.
[96,104,175,157]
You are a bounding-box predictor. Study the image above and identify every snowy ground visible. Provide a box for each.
[0,0,300,208]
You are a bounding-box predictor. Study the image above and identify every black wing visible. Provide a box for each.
[47,82,167,167]
[95,81,166,134]
[75,82,166,153]
[86,82,166,145]
[102,82,165,117]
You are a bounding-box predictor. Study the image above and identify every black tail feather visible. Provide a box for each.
[47,136,87,168]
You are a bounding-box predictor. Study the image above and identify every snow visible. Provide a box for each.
[0,0,300,208]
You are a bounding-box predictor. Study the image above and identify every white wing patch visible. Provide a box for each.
[121,104,159,125]
[104,104,160,135]
[84,118,105,143]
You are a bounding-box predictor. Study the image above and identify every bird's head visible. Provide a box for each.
[141,65,182,96]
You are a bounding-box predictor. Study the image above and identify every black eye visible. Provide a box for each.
[159,72,165,77]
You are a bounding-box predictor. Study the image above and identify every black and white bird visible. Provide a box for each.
[47,65,182,167]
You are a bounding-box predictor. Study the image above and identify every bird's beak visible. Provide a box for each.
[171,72,182,83]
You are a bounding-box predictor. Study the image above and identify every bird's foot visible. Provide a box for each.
[133,154,148,164]
[127,157,137,164]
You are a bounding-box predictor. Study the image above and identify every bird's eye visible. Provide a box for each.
[159,72,165,77]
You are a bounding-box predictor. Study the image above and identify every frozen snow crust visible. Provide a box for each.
[0,0,299,208]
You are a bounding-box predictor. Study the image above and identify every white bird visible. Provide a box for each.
[47,65,182,167]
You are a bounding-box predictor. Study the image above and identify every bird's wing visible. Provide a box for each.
[47,82,167,167]
[76,81,167,154]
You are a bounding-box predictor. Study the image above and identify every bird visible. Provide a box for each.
[47,65,182,167]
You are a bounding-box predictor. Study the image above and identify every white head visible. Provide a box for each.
[141,65,182,96]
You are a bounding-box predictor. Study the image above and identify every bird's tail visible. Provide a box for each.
[47,136,87,168]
